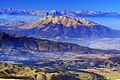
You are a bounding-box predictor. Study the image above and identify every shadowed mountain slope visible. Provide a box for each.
[0,32,119,54]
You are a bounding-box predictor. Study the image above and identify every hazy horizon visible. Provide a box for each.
[0,0,120,12]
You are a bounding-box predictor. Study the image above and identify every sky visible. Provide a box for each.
[0,0,120,12]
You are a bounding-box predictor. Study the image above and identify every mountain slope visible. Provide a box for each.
[17,15,120,38]
[0,32,119,54]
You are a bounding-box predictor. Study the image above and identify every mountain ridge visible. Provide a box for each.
[0,32,119,54]
[0,8,119,17]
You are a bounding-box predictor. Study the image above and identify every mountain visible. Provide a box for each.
[0,8,119,17]
[15,15,119,39]
[20,15,99,29]
[1,15,120,39]
[0,32,119,54]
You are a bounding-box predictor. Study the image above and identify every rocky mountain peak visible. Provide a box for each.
[43,15,98,27]
[20,16,98,29]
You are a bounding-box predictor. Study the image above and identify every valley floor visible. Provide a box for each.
[0,53,120,80]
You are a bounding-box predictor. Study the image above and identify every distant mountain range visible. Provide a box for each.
[0,32,119,54]
[1,15,120,39]
[0,8,120,17]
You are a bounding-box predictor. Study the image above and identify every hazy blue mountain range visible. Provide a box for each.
[0,8,120,17]
[0,14,44,26]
